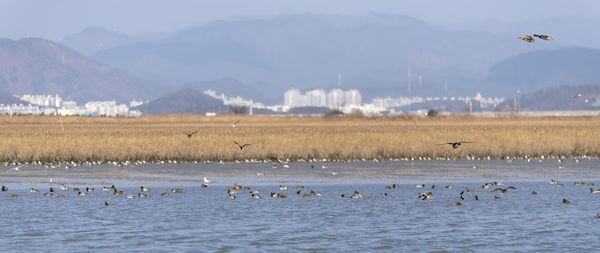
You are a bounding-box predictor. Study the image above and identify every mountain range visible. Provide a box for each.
[85,13,558,101]
[0,38,159,103]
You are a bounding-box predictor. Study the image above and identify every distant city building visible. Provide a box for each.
[305,89,326,107]
[18,94,62,107]
[344,89,362,106]
[284,89,305,108]
[327,89,345,108]
[284,88,363,109]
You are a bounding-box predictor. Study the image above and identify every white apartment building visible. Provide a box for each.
[344,89,362,106]
[306,89,327,107]
[18,94,62,107]
[327,89,345,108]
[284,89,305,107]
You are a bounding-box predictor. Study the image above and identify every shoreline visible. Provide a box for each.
[1,159,599,186]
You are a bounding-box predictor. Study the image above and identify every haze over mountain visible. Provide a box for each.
[0,38,158,103]
[87,13,556,101]
[500,83,600,111]
[60,27,137,56]
[485,47,600,95]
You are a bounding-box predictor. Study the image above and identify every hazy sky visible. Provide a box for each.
[1,0,599,41]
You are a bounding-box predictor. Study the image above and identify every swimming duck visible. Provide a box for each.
[563,199,571,204]
[296,186,305,190]
[445,185,453,189]
[60,184,69,190]
[549,179,558,184]
[113,190,124,195]
[103,186,112,191]
[138,193,147,198]
[252,190,260,194]
[140,186,150,192]
[532,191,538,195]
[1,185,7,191]
[78,192,88,196]
[72,188,80,192]
[55,194,66,198]
[86,187,95,192]
[256,171,264,176]
[228,194,236,199]
[475,195,479,201]
[49,187,55,192]
[251,194,261,199]
[380,193,388,196]
[30,188,39,193]
[491,188,508,194]
[201,184,208,188]
[279,185,288,191]
[392,184,399,189]
[171,188,182,193]
[9,194,17,197]
[302,193,312,197]
[314,192,323,197]
[456,202,462,206]
[43,192,52,196]
[351,194,364,199]
[494,196,501,200]
[104,202,109,206]
[416,184,425,188]
[127,195,135,199]
[590,188,600,194]
[161,192,171,196]
[431,185,437,189]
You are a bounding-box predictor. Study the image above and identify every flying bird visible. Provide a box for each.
[233,141,251,151]
[230,120,240,128]
[439,142,475,149]
[183,131,199,138]
[517,35,535,43]
[533,34,553,40]
[203,177,213,184]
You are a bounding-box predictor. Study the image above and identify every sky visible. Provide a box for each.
[1,0,599,41]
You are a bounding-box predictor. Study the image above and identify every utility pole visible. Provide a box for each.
[516,89,520,115]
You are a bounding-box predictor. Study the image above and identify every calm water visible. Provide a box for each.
[1,160,600,252]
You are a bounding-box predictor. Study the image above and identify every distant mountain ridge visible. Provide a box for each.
[88,13,545,100]
[0,38,159,103]
[60,27,136,56]
[133,87,231,114]
[485,47,600,95]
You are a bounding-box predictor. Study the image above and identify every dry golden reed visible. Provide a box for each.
[0,114,599,163]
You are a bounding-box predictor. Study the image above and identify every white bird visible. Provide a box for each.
[203,177,213,183]
[230,120,240,128]
[11,165,22,171]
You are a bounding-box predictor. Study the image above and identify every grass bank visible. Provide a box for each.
[0,114,598,163]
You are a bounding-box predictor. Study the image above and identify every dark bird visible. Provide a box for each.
[233,141,251,151]
[104,202,109,206]
[1,185,6,191]
[439,142,475,149]
[230,120,240,128]
[562,199,571,204]
[517,35,535,43]
[533,34,553,40]
[183,131,199,138]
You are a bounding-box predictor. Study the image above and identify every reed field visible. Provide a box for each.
[0,114,599,163]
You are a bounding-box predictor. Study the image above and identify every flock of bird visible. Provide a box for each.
[518,33,554,43]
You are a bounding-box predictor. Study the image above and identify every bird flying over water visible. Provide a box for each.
[533,34,553,40]
[439,142,475,149]
[233,141,251,150]
[517,35,535,43]
[183,131,199,138]
[231,120,240,128]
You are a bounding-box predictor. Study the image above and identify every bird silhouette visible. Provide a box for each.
[439,142,475,149]
[533,34,553,40]
[517,35,535,43]
[233,141,251,150]
[183,131,199,138]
